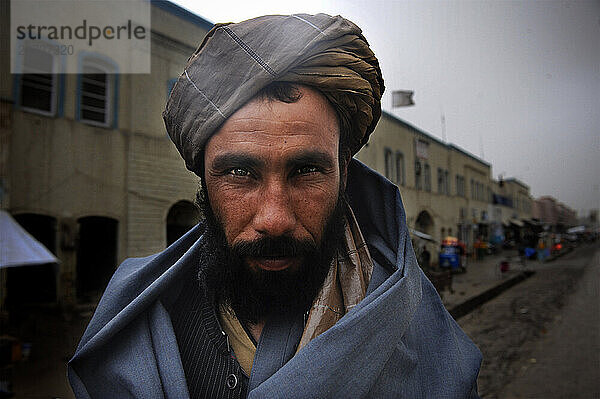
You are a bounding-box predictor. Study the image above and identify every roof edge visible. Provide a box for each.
[504,177,530,190]
[151,0,214,31]
[380,110,490,168]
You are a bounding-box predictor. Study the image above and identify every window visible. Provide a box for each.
[424,163,431,192]
[456,175,460,196]
[437,168,444,194]
[18,43,60,115]
[78,55,117,127]
[415,160,422,190]
[436,168,449,195]
[384,148,394,181]
[80,67,110,125]
[456,175,465,197]
[395,152,405,186]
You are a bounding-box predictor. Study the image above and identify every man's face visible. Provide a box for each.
[203,86,343,275]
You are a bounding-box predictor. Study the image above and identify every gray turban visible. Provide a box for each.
[163,13,384,175]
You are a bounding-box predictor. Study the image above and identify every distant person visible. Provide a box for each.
[421,245,431,269]
[458,240,467,268]
[68,14,481,398]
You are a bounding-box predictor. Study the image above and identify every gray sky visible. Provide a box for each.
[173,0,600,216]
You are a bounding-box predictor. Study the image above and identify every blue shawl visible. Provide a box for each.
[68,159,481,398]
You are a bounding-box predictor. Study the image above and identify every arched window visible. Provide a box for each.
[16,41,62,116]
[77,54,118,127]
[76,216,118,301]
[167,201,201,246]
[415,210,434,235]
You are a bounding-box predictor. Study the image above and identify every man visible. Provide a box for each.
[421,245,431,269]
[69,14,481,398]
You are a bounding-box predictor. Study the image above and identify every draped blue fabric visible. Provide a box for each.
[68,159,481,398]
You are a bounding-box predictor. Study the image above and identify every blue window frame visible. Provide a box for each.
[76,52,119,128]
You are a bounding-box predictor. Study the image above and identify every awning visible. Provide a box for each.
[566,225,586,234]
[409,229,437,243]
[522,218,542,226]
[509,219,524,227]
[0,210,59,268]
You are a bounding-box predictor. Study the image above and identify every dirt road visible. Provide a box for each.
[459,243,599,398]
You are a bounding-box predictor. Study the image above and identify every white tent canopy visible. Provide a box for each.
[566,225,586,234]
[409,228,438,243]
[0,210,59,269]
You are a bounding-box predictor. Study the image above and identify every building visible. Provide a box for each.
[355,112,534,254]
[489,178,535,247]
[1,1,211,305]
[533,196,578,231]
[0,1,546,305]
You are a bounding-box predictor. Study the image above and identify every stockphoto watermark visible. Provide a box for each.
[11,0,151,74]
[16,19,147,47]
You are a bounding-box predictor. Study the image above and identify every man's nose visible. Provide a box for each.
[252,179,296,237]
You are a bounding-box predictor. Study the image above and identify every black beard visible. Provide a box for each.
[197,184,347,325]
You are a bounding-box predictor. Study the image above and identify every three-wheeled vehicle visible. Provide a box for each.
[439,236,464,272]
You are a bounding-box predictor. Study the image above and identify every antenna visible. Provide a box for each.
[441,110,447,142]
[478,132,484,159]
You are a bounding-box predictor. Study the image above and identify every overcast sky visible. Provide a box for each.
[173,0,599,216]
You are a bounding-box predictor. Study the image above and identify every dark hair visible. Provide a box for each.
[255,82,352,166]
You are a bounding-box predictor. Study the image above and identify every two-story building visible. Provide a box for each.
[1,1,211,305]
[356,112,495,251]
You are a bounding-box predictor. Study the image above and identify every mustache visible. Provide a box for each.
[230,236,318,259]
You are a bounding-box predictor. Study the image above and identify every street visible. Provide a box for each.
[459,243,599,398]
[5,243,598,398]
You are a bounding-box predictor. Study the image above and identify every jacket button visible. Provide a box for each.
[226,373,238,390]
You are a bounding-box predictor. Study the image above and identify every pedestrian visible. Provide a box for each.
[68,14,481,398]
[421,245,431,269]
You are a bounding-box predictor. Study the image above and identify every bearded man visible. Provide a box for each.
[69,14,481,399]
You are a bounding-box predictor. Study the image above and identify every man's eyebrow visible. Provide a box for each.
[210,153,263,170]
[286,150,335,169]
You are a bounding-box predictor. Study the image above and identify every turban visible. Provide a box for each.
[163,13,384,175]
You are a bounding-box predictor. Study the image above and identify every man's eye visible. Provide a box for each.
[296,165,319,175]
[229,168,250,177]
